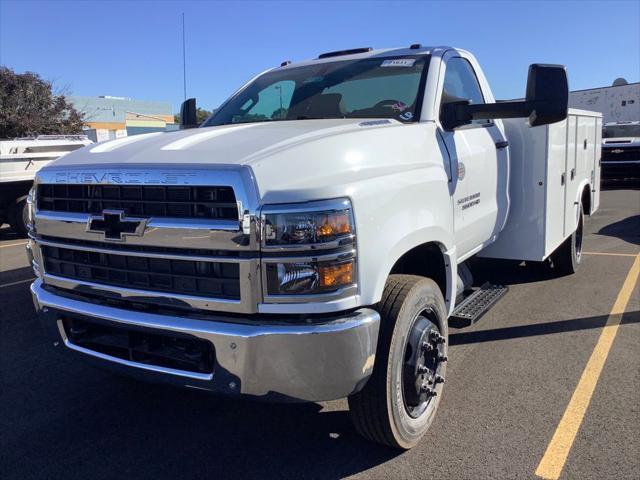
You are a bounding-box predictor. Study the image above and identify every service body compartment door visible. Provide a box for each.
[545,119,568,254]
[592,117,602,212]
[563,115,578,237]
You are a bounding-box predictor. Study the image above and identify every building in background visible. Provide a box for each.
[569,79,639,123]
[68,96,175,142]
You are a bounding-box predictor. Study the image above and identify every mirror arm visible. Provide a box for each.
[463,101,532,121]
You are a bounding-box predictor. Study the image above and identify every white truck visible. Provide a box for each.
[27,46,601,449]
[0,135,92,234]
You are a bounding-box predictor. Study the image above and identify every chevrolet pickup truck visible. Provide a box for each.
[27,45,601,449]
[601,121,640,180]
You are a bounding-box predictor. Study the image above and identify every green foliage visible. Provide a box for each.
[0,66,85,138]
[174,107,213,125]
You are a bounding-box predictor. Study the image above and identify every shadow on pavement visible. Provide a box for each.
[596,214,640,245]
[2,374,401,480]
[450,310,639,346]
[0,266,33,285]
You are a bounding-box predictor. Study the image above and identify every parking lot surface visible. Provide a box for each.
[1,187,638,480]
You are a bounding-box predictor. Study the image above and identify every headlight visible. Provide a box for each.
[265,257,355,295]
[263,199,354,248]
[261,199,357,298]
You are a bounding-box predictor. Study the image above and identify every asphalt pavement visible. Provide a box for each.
[1,186,638,480]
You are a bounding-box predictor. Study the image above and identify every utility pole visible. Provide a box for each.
[182,12,187,101]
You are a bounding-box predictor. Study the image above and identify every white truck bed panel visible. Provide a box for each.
[479,109,602,262]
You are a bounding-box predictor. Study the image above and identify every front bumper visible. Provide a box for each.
[601,160,640,179]
[31,279,380,402]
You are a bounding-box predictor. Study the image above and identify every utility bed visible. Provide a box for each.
[480,109,602,261]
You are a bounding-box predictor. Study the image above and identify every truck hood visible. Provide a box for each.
[50,119,402,168]
[43,118,434,204]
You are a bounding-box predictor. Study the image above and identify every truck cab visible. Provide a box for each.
[27,45,592,449]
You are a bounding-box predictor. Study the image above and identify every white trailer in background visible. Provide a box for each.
[569,82,640,123]
[0,135,92,234]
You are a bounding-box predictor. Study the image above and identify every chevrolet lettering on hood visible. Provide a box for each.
[52,171,199,185]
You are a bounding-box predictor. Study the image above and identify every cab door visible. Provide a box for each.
[436,54,509,259]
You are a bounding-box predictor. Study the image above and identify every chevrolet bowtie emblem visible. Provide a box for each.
[611,149,624,154]
[86,210,148,242]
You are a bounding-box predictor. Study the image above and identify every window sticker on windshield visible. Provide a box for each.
[399,111,413,121]
[381,59,416,67]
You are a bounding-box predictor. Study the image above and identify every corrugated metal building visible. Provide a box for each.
[68,96,175,142]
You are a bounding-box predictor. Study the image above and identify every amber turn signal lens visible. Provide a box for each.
[316,212,352,239]
[319,262,354,287]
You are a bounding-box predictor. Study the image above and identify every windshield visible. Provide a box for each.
[603,124,640,138]
[204,55,430,126]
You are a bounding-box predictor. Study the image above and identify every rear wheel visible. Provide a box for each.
[348,275,448,449]
[8,196,29,237]
[552,203,584,275]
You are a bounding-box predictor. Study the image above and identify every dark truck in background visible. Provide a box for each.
[601,121,640,180]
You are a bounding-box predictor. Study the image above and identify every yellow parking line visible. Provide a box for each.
[0,241,27,249]
[582,251,638,257]
[0,278,33,288]
[535,254,640,479]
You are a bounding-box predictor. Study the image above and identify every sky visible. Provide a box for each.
[1,0,639,114]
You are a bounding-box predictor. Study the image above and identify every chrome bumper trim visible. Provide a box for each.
[32,279,380,401]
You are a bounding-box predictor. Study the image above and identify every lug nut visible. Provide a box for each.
[420,385,437,396]
[438,355,448,362]
[434,374,445,384]
[418,365,429,374]
[422,341,433,352]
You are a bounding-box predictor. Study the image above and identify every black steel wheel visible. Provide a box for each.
[348,274,448,449]
[552,202,584,275]
[402,313,446,419]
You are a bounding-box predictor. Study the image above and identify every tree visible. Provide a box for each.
[0,66,85,138]
[174,107,213,125]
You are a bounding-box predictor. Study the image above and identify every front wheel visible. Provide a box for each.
[348,275,448,449]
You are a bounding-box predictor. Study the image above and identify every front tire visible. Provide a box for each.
[348,275,448,449]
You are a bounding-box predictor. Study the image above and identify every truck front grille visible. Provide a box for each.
[37,184,238,220]
[602,146,640,162]
[42,245,241,300]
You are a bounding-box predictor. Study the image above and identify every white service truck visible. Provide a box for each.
[27,46,601,449]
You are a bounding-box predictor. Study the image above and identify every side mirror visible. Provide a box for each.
[441,64,568,130]
[524,64,569,126]
[180,98,198,129]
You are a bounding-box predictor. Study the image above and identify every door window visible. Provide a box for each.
[440,57,488,125]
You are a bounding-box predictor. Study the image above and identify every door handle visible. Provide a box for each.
[561,173,566,186]
[495,140,509,149]
[570,168,576,180]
